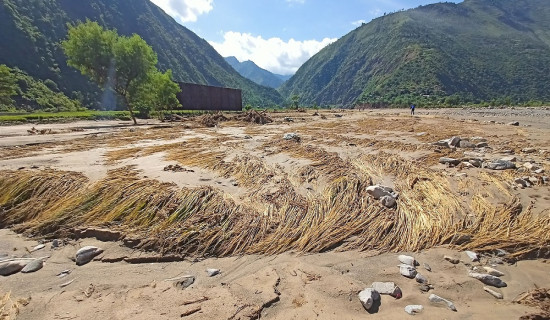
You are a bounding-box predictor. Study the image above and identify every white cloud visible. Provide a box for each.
[210,32,336,75]
[150,0,213,23]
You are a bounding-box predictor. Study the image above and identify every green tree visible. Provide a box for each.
[0,65,18,109]
[62,21,158,124]
[134,70,181,120]
[290,94,300,109]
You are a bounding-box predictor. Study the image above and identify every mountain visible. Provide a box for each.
[279,0,550,107]
[225,56,290,89]
[0,0,283,109]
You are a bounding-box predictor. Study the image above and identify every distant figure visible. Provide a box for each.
[410,104,416,116]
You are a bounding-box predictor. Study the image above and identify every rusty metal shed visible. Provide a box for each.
[176,82,242,111]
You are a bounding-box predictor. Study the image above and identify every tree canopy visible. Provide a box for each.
[0,64,18,109]
[62,20,173,124]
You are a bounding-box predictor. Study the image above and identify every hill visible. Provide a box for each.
[225,56,290,89]
[279,0,550,107]
[0,0,282,109]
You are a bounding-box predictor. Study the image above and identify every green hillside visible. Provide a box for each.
[0,0,282,110]
[279,0,550,107]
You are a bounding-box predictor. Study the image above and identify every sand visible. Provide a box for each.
[1,107,549,319]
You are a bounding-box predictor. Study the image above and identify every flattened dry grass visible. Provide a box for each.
[0,292,20,320]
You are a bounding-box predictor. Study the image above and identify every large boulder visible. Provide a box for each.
[0,260,28,276]
[485,160,516,170]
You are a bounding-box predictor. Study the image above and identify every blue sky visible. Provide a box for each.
[150,0,461,75]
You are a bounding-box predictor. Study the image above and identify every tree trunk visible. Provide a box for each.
[123,95,137,125]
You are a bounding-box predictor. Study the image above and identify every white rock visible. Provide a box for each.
[429,294,457,311]
[372,282,402,298]
[366,185,393,200]
[483,287,503,299]
[358,288,380,311]
[468,272,507,288]
[32,244,46,252]
[206,268,220,277]
[404,305,424,315]
[483,266,505,277]
[465,251,479,262]
[398,255,416,266]
[399,264,417,278]
[75,246,104,266]
[283,133,300,141]
[380,195,396,208]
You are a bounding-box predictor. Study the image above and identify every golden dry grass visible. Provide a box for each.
[0,292,20,320]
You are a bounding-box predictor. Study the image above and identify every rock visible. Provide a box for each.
[31,244,45,252]
[523,162,539,171]
[485,160,516,170]
[405,305,424,315]
[0,260,28,276]
[366,185,396,200]
[448,136,461,147]
[419,284,433,292]
[173,275,195,289]
[468,272,507,288]
[496,249,509,257]
[429,294,457,311]
[433,140,449,147]
[514,178,530,188]
[483,287,503,299]
[459,140,475,148]
[465,251,479,262]
[398,255,417,266]
[476,142,489,148]
[469,159,483,168]
[243,135,253,140]
[284,117,294,122]
[399,264,417,278]
[483,266,505,277]
[51,239,60,248]
[522,148,537,153]
[423,263,432,272]
[372,282,402,298]
[21,259,43,273]
[75,246,104,266]
[206,268,220,277]
[535,168,545,174]
[439,157,461,166]
[283,133,301,142]
[415,273,428,284]
[444,255,460,264]
[358,288,380,311]
[380,195,397,208]
[489,257,505,265]
[464,151,485,158]
[500,156,517,162]
[507,121,519,126]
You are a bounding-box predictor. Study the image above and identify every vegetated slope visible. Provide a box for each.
[279,0,550,107]
[0,0,282,109]
[225,56,290,89]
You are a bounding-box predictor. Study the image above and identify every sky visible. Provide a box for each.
[150,0,461,75]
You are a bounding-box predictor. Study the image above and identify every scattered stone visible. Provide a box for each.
[283,133,301,142]
[173,275,196,289]
[483,287,503,299]
[366,185,397,200]
[507,121,519,126]
[523,162,540,171]
[405,305,424,315]
[489,257,505,265]
[496,249,509,257]
[448,136,461,147]
[398,255,417,266]
[75,246,104,266]
[439,157,461,166]
[399,264,417,279]
[459,140,475,148]
[468,272,507,288]
[535,168,545,174]
[31,244,45,252]
[465,251,479,262]
[57,269,71,278]
[469,159,483,168]
[372,282,402,299]
[522,148,537,154]
[423,263,432,272]
[476,142,489,148]
[415,273,428,284]
[359,288,380,311]
[380,195,397,208]
[485,160,516,170]
[0,260,28,276]
[514,178,531,188]
[444,255,460,264]
[206,268,220,277]
[284,117,294,122]
[243,135,252,139]
[51,239,60,248]
[429,294,457,312]
[483,266,505,277]
[419,284,433,292]
[501,156,517,162]
[21,259,43,273]
[464,151,485,158]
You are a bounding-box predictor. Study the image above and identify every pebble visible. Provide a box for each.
[429,294,457,311]
[439,157,461,166]
[206,268,220,277]
[444,255,460,264]
[415,273,427,284]
[51,239,60,248]
[398,255,416,266]
[75,246,104,266]
[21,259,43,273]
[372,282,402,299]
[283,133,300,141]
[423,263,432,272]
[468,272,507,288]
[507,121,520,126]
[483,287,503,299]
[405,305,424,315]
[419,284,433,292]
[31,244,46,252]
[173,275,195,289]
[359,288,380,311]
[483,266,505,277]
[465,251,479,262]
[399,264,417,278]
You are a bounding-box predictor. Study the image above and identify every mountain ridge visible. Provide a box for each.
[224,56,291,89]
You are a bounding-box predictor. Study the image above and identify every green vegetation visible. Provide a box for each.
[280,0,550,107]
[0,110,130,123]
[134,70,181,120]
[0,65,17,110]
[0,0,282,112]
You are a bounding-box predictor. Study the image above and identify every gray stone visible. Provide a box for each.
[522,148,537,153]
[51,239,60,248]
[448,136,461,147]
[366,185,395,200]
[535,168,545,174]
[507,121,519,126]
[439,157,461,166]
[514,178,530,188]
[359,288,380,311]
[380,195,396,208]
[173,275,195,289]
[459,140,475,148]
[21,259,43,273]
[283,133,300,141]
[444,255,460,264]
[483,287,503,299]
[415,273,427,284]
[483,266,504,277]
[423,263,432,272]
[405,305,424,315]
[0,260,27,276]
[399,264,417,278]
[429,294,457,312]
[75,246,104,266]
[206,268,220,277]
[476,142,489,148]
[500,156,517,162]
[372,282,402,298]
[468,272,507,288]
[31,244,45,252]
[485,160,516,170]
[523,162,539,171]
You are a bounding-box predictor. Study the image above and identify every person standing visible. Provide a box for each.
[410,104,416,116]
